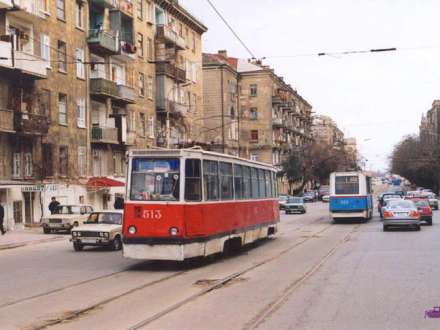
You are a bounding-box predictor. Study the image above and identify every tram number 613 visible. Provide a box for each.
[143,210,162,220]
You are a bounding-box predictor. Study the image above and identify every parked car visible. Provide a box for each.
[42,205,94,233]
[426,193,439,210]
[278,195,289,210]
[382,199,420,231]
[318,186,329,200]
[70,211,123,251]
[285,197,306,214]
[303,192,316,202]
[321,195,330,203]
[405,198,433,225]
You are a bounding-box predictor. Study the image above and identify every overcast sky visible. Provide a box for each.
[180,0,440,171]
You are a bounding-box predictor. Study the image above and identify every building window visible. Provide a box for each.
[59,146,68,177]
[76,98,86,128]
[137,33,144,57]
[113,152,124,176]
[58,93,67,125]
[147,77,153,99]
[127,111,136,132]
[250,108,258,120]
[148,116,154,138]
[250,154,258,162]
[138,72,145,96]
[78,146,87,177]
[12,153,21,178]
[139,113,145,136]
[40,33,50,67]
[146,1,154,23]
[75,48,85,79]
[250,130,259,142]
[147,37,153,61]
[42,144,54,177]
[136,0,143,20]
[39,89,50,116]
[76,3,84,29]
[24,153,33,177]
[56,0,65,20]
[57,40,67,72]
[250,84,257,97]
[191,63,197,83]
[191,31,196,52]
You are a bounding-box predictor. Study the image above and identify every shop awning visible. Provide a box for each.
[86,177,125,189]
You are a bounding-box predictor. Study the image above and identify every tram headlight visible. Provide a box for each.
[128,226,137,235]
[169,227,179,236]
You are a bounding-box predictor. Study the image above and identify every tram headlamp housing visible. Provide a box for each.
[169,227,179,236]
[128,226,137,234]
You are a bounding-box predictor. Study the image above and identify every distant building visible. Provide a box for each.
[420,100,440,145]
[344,137,358,166]
[312,115,344,147]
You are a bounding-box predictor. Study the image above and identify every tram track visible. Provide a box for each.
[23,213,333,330]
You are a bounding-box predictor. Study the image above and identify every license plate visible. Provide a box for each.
[50,224,63,228]
[81,238,97,244]
[394,212,408,216]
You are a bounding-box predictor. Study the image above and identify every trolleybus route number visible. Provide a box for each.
[143,210,163,220]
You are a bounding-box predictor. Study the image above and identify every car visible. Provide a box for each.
[382,199,420,231]
[322,195,330,203]
[378,193,402,217]
[278,195,289,210]
[303,192,316,202]
[285,197,306,214]
[318,186,329,200]
[405,198,433,225]
[426,193,439,210]
[70,211,123,251]
[42,205,94,233]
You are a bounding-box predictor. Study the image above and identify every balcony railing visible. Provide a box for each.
[90,0,117,9]
[0,0,13,9]
[90,78,118,98]
[117,84,136,103]
[156,62,186,83]
[272,117,283,127]
[155,25,186,50]
[272,95,283,105]
[157,99,188,117]
[91,126,119,144]
[88,29,120,54]
[0,109,14,133]
[0,41,47,78]
[14,112,49,135]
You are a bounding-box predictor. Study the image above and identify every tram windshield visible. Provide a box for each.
[130,158,180,201]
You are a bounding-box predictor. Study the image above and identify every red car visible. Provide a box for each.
[405,198,432,225]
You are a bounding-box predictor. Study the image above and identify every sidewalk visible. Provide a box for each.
[0,227,68,251]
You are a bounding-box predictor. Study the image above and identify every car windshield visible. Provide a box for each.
[55,206,82,215]
[288,197,303,203]
[415,200,429,207]
[130,158,180,201]
[87,213,122,225]
[387,200,414,209]
[279,196,288,202]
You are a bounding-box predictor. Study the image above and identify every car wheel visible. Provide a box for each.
[416,225,421,231]
[43,227,51,234]
[383,225,388,232]
[112,236,122,251]
[427,218,433,226]
[73,242,83,251]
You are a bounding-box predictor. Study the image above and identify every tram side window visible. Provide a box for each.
[258,169,266,198]
[272,172,278,197]
[234,164,244,199]
[185,159,202,201]
[243,166,252,199]
[203,160,219,200]
[251,167,259,199]
[220,162,233,200]
[265,170,272,197]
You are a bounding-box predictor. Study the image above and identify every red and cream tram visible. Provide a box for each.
[122,149,279,261]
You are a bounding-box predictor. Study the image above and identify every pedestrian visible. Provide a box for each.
[0,203,5,235]
[48,197,60,215]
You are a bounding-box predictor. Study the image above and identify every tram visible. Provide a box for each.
[122,149,279,261]
[329,171,373,221]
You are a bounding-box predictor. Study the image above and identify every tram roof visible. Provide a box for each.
[127,148,277,170]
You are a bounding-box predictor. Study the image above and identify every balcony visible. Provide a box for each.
[116,0,133,16]
[157,100,188,117]
[272,95,283,105]
[113,41,136,61]
[156,62,186,83]
[155,25,186,50]
[0,0,13,9]
[0,109,15,133]
[117,84,136,103]
[0,41,47,78]
[272,117,283,127]
[88,29,120,55]
[91,126,119,144]
[90,78,118,98]
[14,112,49,135]
[90,0,117,9]
[10,0,47,19]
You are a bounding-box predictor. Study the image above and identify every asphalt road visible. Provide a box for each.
[1,199,440,329]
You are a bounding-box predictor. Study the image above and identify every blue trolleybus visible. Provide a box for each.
[329,172,373,221]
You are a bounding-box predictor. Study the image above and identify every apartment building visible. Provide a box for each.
[344,137,358,165]
[420,100,440,146]
[312,115,344,147]
[0,0,205,230]
[153,0,207,148]
[202,51,239,155]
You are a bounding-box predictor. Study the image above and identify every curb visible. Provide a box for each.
[0,236,67,251]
